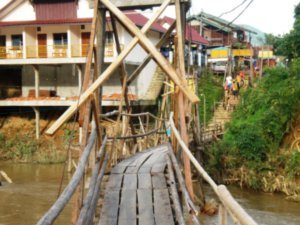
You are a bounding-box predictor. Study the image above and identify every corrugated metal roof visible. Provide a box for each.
[159,16,209,45]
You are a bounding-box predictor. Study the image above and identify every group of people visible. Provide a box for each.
[224,71,245,98]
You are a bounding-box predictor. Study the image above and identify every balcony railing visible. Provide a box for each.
[0,46,23,59]
[0,44,115,59]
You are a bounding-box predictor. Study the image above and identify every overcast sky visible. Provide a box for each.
[0,0,298,35]
[163,0,299,35]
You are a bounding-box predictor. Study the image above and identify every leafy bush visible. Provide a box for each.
[198,72,224,124]
[212,61,300,172]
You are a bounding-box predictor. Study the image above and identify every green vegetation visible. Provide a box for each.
[207,61,300,194]
[198,70,224,125]
[0,127,69,164]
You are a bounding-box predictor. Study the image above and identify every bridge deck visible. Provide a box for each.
[99,144,181,225]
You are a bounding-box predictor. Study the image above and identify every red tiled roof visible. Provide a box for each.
[106,11,166,34]
[159,16,209,45]
[0,11,166,34]
[0,18,92,27]
[125,11,166,33]
[185,25,209,45]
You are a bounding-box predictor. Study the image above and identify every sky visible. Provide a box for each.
[164,0,299,35]
[0,0,298,35]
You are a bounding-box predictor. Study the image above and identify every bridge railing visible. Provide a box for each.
[101,110,168,163]
[37,122,108,225]
[169,112,258,225]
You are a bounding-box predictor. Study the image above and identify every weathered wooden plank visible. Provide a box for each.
[99,190,120,225]
[153,189,175,225]
[151,162,166,174]
[111,165,127,174]
[138,173,152,189]
[119,189,137,225]
[106,174,123,190]
[123,174,137,190]
[152,173,167,189]
[137,189,155,225]
[126,152,154,173]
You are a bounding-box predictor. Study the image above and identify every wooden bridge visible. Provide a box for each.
[36,0,257,225]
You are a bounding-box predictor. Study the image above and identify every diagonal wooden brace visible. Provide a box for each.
[46,0,171,135]
[102,0,199,104]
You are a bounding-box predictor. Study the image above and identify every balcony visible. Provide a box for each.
[0,43,115,64]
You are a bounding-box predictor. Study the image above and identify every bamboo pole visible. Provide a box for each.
[174,0,194,200]
[46,0,172,135]
[168,151,199,215]
[166,156,186,225]
[169,113,257,225]
[37,125,97,225]
[76,136,107,225]
[127,21,177,85]
[101,0,199,103]
[0,170,13,184]
[110,13,137,140]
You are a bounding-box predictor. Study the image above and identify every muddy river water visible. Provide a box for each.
[0,162,299,225]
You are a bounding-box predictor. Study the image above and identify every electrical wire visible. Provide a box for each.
[226,0,254,27]
[204,0,255,33]
[219,0,248,17]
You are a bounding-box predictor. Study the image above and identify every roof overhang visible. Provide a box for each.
[92,0,191,10]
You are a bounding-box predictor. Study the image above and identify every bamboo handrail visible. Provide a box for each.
[37,124,98,225]
[100,110,168,122]
[107,128,160,140]
[76,136,107,225]
[168,112,257,225]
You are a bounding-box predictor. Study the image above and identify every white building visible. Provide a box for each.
[0,0,167,107]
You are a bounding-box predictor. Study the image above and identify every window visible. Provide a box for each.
[105,31,114,45]
[0,36,6,46]
[53,33,68,47]
[11,35,23,49]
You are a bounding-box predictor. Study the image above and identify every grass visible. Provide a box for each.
[198,70,224,126]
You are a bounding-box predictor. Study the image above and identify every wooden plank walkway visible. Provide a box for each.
[99,144,181,225]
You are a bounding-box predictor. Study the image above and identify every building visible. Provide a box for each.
[158,16,208,68]
[0,0,167,108]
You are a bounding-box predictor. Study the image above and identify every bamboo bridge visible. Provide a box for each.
[36,0,257,225]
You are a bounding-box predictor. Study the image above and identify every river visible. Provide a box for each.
[0,162,299,225]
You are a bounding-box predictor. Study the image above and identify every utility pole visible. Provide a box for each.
[249,46,253,87]
[259,45,264,79]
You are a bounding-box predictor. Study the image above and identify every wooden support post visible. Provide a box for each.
[219,204,228,225]
[175,0,194,200]
[76,64,82,95]
[249,47,253,87]
[46,0,173,135]
[33,107,40,140]
[259,46,263,80]
[33,65,39,98]
[72,0,103,223]
[110,13,137,140]
[101,0,199,103]
[0,170,13,183]
[127,21,176,85]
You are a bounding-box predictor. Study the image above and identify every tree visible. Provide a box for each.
[265,2,300,59]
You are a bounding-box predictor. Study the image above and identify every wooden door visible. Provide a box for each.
[38,34,47,58]
[81,32,90,56]
[0,36,6,58]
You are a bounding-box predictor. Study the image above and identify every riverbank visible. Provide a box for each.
[205,63,300,200]
[0,115,78,163]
